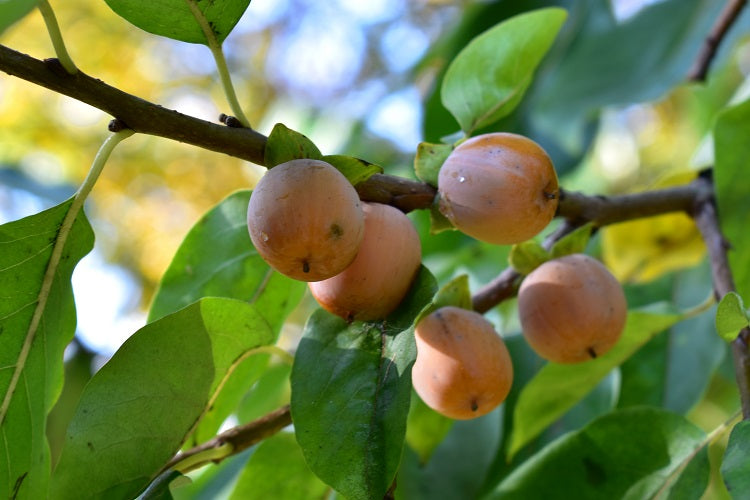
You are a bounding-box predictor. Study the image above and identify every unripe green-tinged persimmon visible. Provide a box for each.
[247,159,364,281]
[438,132,559,245]
[518,253,627,364]
[309,202,422,321]
[412,306,513,420]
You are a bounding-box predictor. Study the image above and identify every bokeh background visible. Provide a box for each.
[2,3,750,489]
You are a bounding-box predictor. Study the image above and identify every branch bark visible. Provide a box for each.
[688,0,748,82]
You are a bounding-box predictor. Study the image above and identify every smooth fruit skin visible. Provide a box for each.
[412,306,513,420]
[438,132,559,245]
[308,202,422,321]
[517,254,627,364]
[247,159,364,281]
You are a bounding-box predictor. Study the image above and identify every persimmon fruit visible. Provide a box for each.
[309,202,422,321]
[247,159,364,281]
[412,306,513,420]
[517,253,627,364]
[438,132,559,245]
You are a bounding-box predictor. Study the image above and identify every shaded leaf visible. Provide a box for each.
[405,393,454,464]
[323,154,383,186]
[722,420,750,498]
[507,306,686,459]
[493,408,707,499]
[716,292,749,342]
[291,267,436,499]
[0,200,93,500]
[509,241,550,275]
[715,98,750,302]
[264,123,322,167]
[140,470,187,500]
[50,298,275,499]
[0,0,37,35]
[441,8,567,133]
[414,142,453,186]
[229,432,327,500]
[103,0,250,44]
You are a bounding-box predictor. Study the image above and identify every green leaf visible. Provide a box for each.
[715,99,750,303]
[509,241,550,275]
[414,142,453,186]
[492,407,707,499]
[414,273,472,326]
[507,305,686,459]
[149,190,305,332]
[550,224,593,258]
[50,298,275,500]
[441,8,567,133]
[237,362,291,424]
[429,196,455,234]
[405,393,454,463]
[722,420,750,498]
[0,0,37,35]
[291,267,436,499]
[264,123,323,167]
[716,292,749,342]
[103,0,250,44]
[323,154,383,186]
[229,432,327,500]
[0,200,94,500]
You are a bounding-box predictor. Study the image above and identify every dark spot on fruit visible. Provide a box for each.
[302,261,310,273]
[329,223,344,239]
[587,347,597,359]
[471,398,479,412]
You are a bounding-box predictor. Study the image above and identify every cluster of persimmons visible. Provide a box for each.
[246,133,627,420]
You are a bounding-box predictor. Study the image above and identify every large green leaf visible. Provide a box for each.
[148,190,303,443]
[507,306,686,459]
[0,0,37,35]
[492,407,708,499]
[715,98,750,302]
[148,189,304,331]
[291,267,437,499]
[50,298,274,500]
[722,420,750,498]
[0,200,93,500]
[441,7,567,133]
[229,432,327,500]
[103,0,250,44]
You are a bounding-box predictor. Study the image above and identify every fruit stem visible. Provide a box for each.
[37,0,77,74]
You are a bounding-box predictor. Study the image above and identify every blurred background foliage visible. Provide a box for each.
[3,0,750,496]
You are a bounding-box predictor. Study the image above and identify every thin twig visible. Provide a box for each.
[688,0,748,82]
[163,405,292,473]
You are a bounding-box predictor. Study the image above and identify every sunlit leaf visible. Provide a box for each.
[0,200,93,500]
[103,0,250,44]
[441,8,567,133]
[323,154,383,186]
[264,123,323,167]
[229,432,327,499]
[0,0,37,35]
[507,306,686,459]
[414,273,472,325]
[414,142,453,186]
[722,420,750,498]
[493,408,708,499]
[716,292,749,342]
[290,267,436,499]
[50,298,275,499]
[509,241,550,275]
[550,224,593,258]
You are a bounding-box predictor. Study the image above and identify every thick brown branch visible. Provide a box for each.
[690,176,750,419]
[688,0,748,82]
[163,405,292,473]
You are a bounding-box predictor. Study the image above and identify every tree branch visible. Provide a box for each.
[690,175,750,418]
[688,0,748,82]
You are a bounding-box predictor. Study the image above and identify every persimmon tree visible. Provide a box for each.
[1,1,750,499]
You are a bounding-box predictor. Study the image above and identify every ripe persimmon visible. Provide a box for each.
[412,306,513,420]
[309,202,422,321]
[247,159,364,281]
[438,133,558,245]
[517,253,627,363]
